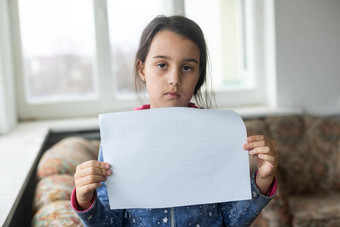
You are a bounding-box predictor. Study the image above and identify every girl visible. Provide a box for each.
[72,15,279,226]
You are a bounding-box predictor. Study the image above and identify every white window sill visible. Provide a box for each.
[232,105,302,118]
[0,105,300,225]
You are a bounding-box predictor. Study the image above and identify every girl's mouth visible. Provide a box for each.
[165,91,181,99]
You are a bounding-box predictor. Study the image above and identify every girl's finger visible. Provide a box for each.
[245,140,266,150]
[257,153,276,163]
[77,182,102,195]
[76,165,112,178]
[77,160,111,171]
[249,146,271,155]
[76,175,107,187]
[246,136,277,148]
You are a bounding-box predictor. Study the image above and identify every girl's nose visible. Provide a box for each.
[168,69,181,87]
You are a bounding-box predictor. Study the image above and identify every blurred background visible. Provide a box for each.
[1,2,340,226]
[0,0,339,133]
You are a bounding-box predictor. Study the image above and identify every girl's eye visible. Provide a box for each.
[183,65,193,71]
[157,63,166,69]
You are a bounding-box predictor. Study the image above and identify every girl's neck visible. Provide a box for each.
[134,103,198,111]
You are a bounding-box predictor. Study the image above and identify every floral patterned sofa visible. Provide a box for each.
[31,114,340,226]
[32,137,99,226]
[247,115,340,227]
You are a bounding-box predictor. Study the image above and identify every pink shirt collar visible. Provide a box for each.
[134,103,198,111]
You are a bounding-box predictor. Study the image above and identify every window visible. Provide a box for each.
[18,0,97,103]
[8,0,272,120]
[186,0,249,90]
[107,0,168,97]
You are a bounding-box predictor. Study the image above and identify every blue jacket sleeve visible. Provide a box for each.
[75,146,125,226]
[220,171,275,226]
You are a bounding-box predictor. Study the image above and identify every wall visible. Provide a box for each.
[275,0,340,115]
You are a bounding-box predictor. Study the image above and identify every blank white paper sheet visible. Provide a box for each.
[99,107,251,209]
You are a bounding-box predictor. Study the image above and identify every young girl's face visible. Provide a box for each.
[138,30,200,108]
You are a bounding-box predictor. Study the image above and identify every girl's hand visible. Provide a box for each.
[243,135,279,194]
[74,160,112,210]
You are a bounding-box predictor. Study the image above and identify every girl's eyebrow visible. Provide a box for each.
[152,55,199,64]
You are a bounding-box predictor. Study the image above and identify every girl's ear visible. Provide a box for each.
[137,60,146,81]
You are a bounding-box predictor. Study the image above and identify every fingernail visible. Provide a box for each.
[107,170,112,175]
[105,163,110,169]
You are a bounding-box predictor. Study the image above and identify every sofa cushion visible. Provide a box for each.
[289,192,340,227]
[32,200,83,227]
[89,139,100,159]
[265,116,317,194]
[33,174,75,213]
[37,137,99,179]
[305,115,340,191]
[53,137,100,160]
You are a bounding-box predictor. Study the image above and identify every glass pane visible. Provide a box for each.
[185,0,247,89]
[107,0,168,97]
[18,0,97,103]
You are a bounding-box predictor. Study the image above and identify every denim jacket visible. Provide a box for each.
[73,149,275,227]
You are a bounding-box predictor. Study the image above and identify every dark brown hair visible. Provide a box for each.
[134,15,215,108]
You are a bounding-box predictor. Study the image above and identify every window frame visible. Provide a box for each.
[8,0,275,120]
[214,0,269,108]
[0,0,17,134]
